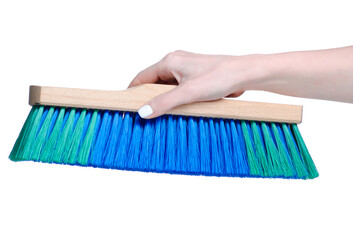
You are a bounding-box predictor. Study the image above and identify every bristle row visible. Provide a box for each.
[10,106,319,179]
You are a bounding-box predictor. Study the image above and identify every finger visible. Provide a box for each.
[226,91,245,98]
[137,84,195,119]
[128,63,161,88]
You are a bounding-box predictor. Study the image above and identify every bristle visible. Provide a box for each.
[10,106,37,160]
[187,117,200,173]
[126,115,144,169]
[40,107,66,162]
[209,118,223,175]
[251,121,273,177]
[65,109,87,164]
[151,116,166,172]
[77,110,98,166]
[229,120,248,176]
[199,117,211,174]
[9,106,319,179]
[241,121,262,176]
[90,111,112,167]
[52,108,76,163]
[164,115,177,172]
[219,119,233,175]
[282,123,308,179]
[19,106,44,160]
[103,111,123,168]
[291,124,319,179]
[31,107,55,160]
[114,112,133,168]
[270,123,295,177]
[140,118,155,171]
[261,122,284,177]
[175,116,186,172]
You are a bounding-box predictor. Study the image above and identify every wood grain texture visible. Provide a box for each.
[29,84,303,123]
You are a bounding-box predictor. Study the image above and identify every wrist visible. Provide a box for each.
[228,54,278,92]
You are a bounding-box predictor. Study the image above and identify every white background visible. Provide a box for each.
[1,1,353,239]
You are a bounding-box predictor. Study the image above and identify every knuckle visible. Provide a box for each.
[173,50,187,55]
[164,52,177,62]
[162,51,183,67]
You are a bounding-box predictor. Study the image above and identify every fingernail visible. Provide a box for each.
[138,105,153,118]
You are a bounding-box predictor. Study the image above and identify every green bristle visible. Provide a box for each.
[251,121,274,177]
[282,123,308,179]
[52,108,76,163]
[291,124,319,179]
[18,106,45,160]
[261,122,284,177]
[241,121,262,176]
[31,107,55,160]
[65,109,87,165]
[40,107,66,162]
[9,106,37,161]
[270,123,296,177]
[77,110,98,165]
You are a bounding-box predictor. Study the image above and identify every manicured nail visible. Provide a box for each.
[138,105,153,118]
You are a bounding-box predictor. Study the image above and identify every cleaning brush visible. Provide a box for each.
[9,84,318,179]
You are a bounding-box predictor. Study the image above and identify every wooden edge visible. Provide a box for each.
[29,85,42,106]
[29,84,303,124]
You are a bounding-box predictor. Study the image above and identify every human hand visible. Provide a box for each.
[129,46,353,119]
[129,50,265,119]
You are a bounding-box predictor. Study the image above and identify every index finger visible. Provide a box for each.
[128,63,161,88]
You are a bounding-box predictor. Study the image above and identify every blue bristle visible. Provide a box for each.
[103,111,124,168]
[235,121,249,171]
[187,117,200,174]
[230,120,249,176]
[267,123,277,144]
[114,112,133,168]
[246,122,256,150]
[164,115,177,172]
[140,118,155,171]
[176,116,187,173]
[219,119,233,175]
[209,118,222,175]
[199,117,211,174]
[151,117,166,172]
[90,111,113,167]
[125,114,144,169]
[215,120,226,175]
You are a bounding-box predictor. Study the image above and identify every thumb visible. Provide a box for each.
[137,84,195,119]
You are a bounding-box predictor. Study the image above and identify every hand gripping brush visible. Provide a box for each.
[9,84,319,179]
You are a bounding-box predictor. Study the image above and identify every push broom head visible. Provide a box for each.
[10,84,319,179]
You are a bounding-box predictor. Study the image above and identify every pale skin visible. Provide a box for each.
[129,46,353,119]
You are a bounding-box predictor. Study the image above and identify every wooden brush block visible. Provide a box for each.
[29,84,303,123]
